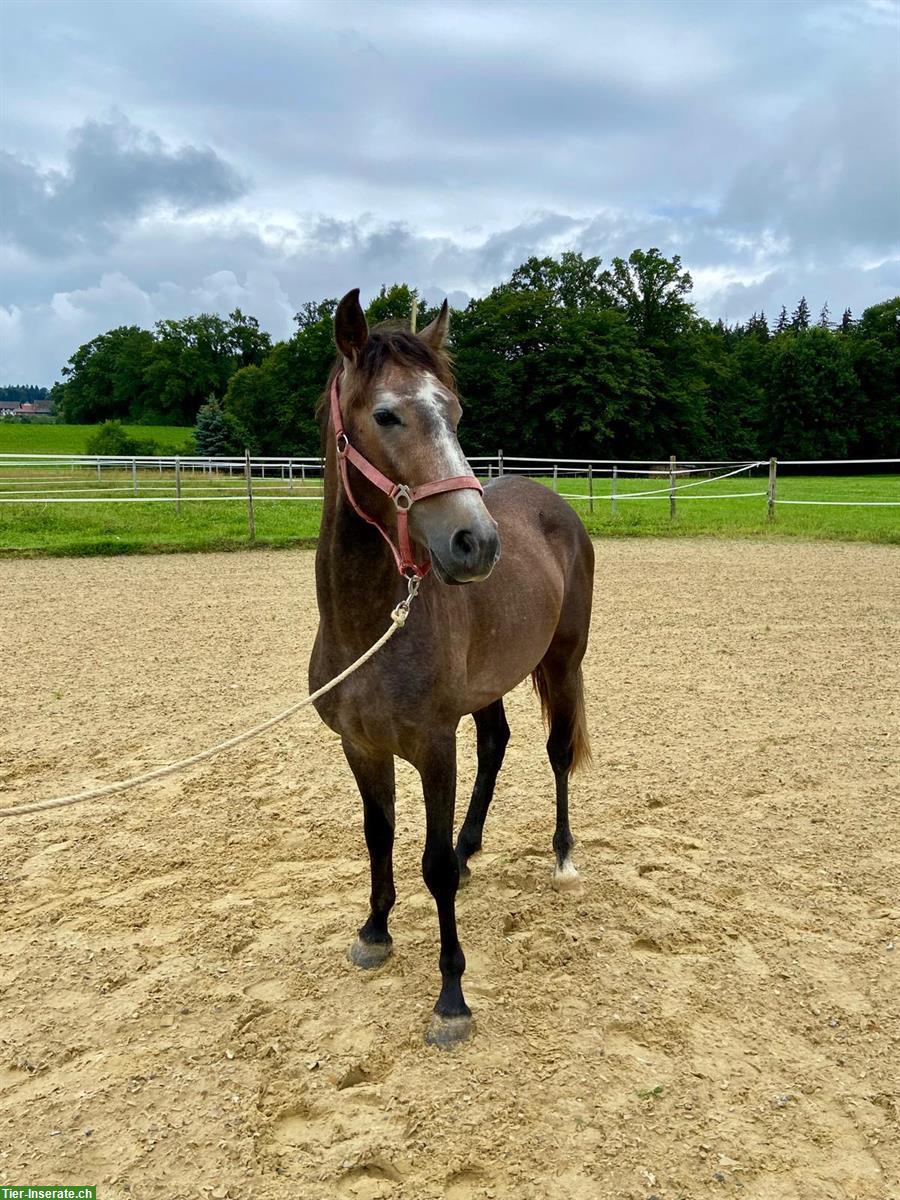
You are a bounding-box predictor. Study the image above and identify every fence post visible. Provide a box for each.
[96,458,101,482]
[244,448,255,541]
[175,456,182,514]
[301,462,306,484]
[498,449,504,477]
[611,464,618,517]
[588,462,594,513]
[289,460,294,492]
[411,296,418,333]
[131,458,137,497]
[553,463,558,493]
[767,457,778,522]
[669,455,677,520]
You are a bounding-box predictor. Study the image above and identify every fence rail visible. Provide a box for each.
[0,454,897,540]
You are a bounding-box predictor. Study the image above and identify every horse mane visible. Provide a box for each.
[318,322,455,440]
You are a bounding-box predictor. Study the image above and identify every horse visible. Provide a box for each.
[309,289,594,1045]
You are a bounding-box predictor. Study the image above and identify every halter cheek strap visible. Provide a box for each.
[330,372,483,579]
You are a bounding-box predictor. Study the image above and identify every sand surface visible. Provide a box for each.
[1,540,898,1199]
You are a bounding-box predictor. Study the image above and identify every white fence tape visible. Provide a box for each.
[0,454,896,513]
[0,495,324,505]
[0,483,323,498]
[775,499,900,507]
[561,490,769,502]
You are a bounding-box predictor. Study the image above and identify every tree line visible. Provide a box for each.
[48,249,899,460]
[1,384,51,405]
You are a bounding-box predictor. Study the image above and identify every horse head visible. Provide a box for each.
[332,288,500,584]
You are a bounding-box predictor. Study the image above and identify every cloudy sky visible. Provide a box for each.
[1,0,898,384]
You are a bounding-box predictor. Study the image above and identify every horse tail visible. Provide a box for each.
[531,663,592,776]
[569,667,592,774]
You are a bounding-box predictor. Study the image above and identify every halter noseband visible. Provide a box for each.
[330,371,483,579]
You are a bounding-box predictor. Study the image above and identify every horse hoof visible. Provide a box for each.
[552,858,582,894]
[347,936,392,969]
[425,1013,475,1047]
[458,863,472,888]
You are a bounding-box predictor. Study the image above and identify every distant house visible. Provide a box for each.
[0,398,54,419]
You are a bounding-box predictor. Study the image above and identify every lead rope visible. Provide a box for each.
[0,577,420,819]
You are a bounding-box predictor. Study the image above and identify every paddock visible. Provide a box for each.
[1,540,897,1199]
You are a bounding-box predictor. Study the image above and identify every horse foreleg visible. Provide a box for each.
[342,739,397,968]
[418,734,473,1046]
[455,699,510,880]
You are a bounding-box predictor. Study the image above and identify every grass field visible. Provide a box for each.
[558,470,900,544]
[0,422,194,454]
[0,466,896,556]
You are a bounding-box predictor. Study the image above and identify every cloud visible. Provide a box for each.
[0,268,294,385]
[703,258,900,325]
[721,69,900,254]
[0,114,246,256]
[0,1,898,382]
[4,206,898,385]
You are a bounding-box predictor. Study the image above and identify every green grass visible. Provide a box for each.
[0,467,896,557]
[0,494,322,556]
[0,465,321,555]
[0,422,194,454]
[538,470,900,545]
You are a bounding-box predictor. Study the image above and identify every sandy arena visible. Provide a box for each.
[1,539,897,1200]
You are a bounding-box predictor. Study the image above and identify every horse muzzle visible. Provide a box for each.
[430,522,501,585]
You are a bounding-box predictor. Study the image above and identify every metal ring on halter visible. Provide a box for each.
[393,484,413,511]
[336,432,349,455]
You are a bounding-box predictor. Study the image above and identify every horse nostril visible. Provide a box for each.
[451,529,477,562]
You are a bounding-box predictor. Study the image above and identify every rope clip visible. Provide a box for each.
[390,573,421,626]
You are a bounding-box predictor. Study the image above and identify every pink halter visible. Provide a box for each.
[330,371,483,578]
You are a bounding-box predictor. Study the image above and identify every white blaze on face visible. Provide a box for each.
[416,373,470,477]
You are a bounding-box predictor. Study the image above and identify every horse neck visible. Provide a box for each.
[316,439,405,640]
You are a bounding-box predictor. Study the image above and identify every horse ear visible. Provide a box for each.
[334,288,369,362]
[419,299,450,349]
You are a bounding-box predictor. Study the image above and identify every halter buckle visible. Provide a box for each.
[393,484,413,511]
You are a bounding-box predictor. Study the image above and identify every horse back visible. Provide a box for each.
[482,475,593,590]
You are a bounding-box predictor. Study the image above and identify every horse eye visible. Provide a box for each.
[373,409,401,428]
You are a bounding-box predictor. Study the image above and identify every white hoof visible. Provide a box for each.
[552,857,582,894]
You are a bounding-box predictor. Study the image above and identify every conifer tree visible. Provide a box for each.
[747,311,770,339]
[194,398,236,456]
[791,296,811,331]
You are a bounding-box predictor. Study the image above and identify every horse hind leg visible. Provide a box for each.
[455,699,510,882]
[532,657,591,892]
